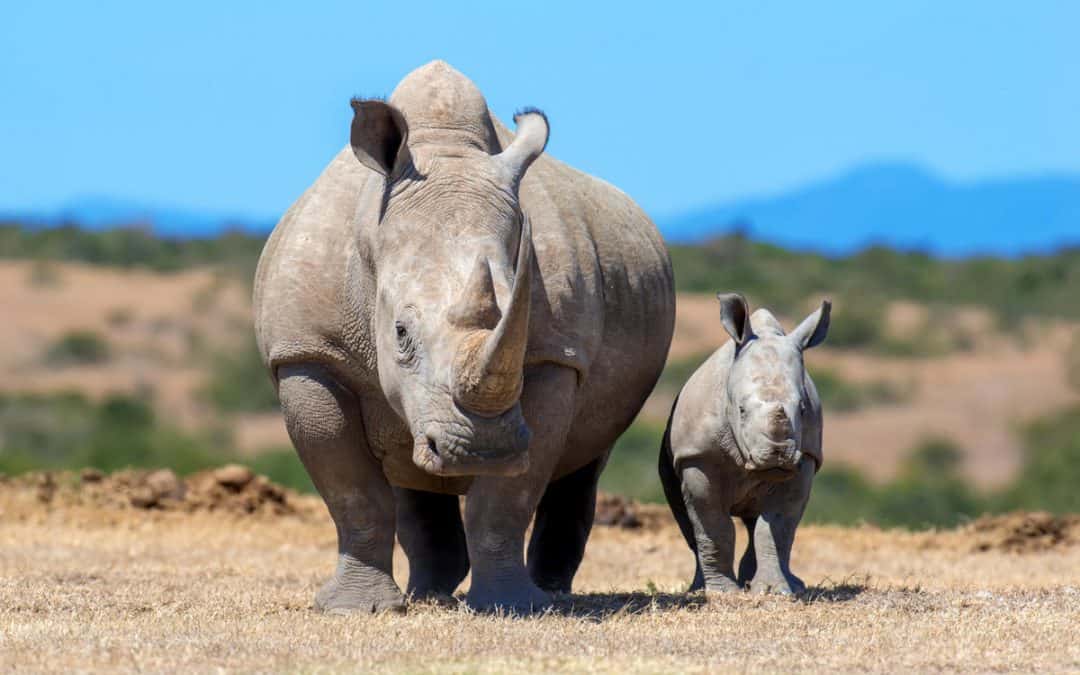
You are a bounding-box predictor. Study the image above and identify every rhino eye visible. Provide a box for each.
[394,322,415,361]
[738,405,747,419]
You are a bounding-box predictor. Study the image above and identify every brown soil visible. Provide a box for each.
[4,466,321,519]
[964,511,1080,554]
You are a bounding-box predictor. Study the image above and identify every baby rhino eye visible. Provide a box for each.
[395,323,408,342]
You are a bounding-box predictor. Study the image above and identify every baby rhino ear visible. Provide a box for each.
[717,292,752,347]
[791,300,831,350]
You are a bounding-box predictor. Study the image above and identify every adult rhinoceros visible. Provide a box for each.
[254,61,674,612]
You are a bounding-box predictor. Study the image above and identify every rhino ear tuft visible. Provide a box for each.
[350,98,410,177]
[792,300,831,350]
[717,293,753,347]
[497,109,549,187]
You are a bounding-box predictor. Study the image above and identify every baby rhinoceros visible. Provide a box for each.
[659,293,830,597]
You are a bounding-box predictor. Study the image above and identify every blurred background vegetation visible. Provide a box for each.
[3,222,1080,529]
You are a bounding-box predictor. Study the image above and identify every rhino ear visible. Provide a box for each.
[791,300,831,350]
[717,293,753,347]
[350,98,410,177]
[496,108,549,187]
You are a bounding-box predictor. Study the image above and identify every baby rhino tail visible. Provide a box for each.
[659,396,697,555]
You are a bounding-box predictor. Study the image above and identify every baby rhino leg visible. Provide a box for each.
[278,363,404,614]
[680,462,739,594]
[748,459,814,597]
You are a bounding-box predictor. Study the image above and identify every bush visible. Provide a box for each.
[599,420,667,503]
[999,407,1080,513]
[44,331,110,366]
[805,438,985,529]
[201,337,279,413]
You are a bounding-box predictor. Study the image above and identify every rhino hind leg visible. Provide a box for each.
[395,487,469,601]
[526,457,603,593]
[737,516,758,587]
[277,363,405,614]
[659,426,704,590]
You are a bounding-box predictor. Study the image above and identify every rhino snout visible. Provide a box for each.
[747,437,802,480]
[413,417,531,477]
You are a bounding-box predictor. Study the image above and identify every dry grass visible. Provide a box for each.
[2,486,1078,673]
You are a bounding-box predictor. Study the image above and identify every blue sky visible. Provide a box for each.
[1,2,1077,226]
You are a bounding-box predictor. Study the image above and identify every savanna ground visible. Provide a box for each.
[2,471,1079,673]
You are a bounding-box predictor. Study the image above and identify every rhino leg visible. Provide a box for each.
[395,487,469,601]
[277,364,405,614]
[737,516,758,587]
[748,458,813,597]
[526,456,603,593]
[464,365,577,613]
[659,429,705,590]
[680,461,740,594]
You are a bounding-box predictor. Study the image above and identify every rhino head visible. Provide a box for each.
[717,293,831,480]
[348,93,548,478]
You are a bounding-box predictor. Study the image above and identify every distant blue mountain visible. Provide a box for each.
[659,162,1080,256]
[4,196,274,237]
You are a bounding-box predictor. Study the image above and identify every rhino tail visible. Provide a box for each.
[659,395,697,556]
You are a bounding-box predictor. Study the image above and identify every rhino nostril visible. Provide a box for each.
[426,436,440,457]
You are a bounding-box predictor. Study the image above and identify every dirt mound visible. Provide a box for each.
[595,493,643,529]
[4,465,319,518]
[965,511,1080,553]
[594,493,674,531]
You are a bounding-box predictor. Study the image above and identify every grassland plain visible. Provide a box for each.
[1,475,1078,673]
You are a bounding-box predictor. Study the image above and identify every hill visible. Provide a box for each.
[662,162,1080,255]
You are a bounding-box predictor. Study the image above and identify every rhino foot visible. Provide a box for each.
[466,581,552,614]
[314,558,406,615]
[703,575,742,599]
[749,573,806,598]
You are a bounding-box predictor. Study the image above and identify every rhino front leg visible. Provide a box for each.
[464,365,577,613]
[749,458,814,597]
[277,364,405,614]
[680,462,740,594]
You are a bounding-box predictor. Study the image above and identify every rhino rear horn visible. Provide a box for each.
[496,109,549,187]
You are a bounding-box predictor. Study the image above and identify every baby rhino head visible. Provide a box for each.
[717,293,830,481]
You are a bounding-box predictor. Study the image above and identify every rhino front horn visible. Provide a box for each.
[451,218,534,417]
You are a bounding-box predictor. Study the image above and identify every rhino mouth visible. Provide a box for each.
[751,466,799,483]
[412,425,531,477]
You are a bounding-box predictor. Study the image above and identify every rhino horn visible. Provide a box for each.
[448,256,502,330]
[452,217,534,416]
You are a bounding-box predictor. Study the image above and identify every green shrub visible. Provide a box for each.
[247,448,315,493]
[1000,407,1080,513]
[201,337,279,413]
[600,420,667,503]
[803,439,986,529]
[0,392,224,475]
[44,331,110,366]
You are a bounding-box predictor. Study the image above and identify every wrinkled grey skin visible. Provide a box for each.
[660,293,829,597]
[254,61,674,613]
